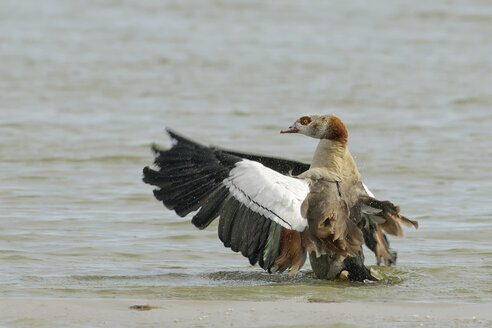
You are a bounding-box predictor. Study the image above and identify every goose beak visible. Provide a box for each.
[280,124,298,134]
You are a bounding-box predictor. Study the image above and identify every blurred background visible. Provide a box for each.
[1,0,491,314]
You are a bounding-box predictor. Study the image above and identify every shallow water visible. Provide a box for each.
[1,0,491,309]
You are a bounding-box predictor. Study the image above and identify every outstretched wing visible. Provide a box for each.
[143,130,309,273]
[219,148,416,267]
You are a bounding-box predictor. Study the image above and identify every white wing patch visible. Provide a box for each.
[222,159,309,231]
[363,183,375,198]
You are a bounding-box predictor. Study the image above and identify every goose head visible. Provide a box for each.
[280,114,348,143]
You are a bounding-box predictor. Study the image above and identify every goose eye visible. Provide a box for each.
[300,116,311,125]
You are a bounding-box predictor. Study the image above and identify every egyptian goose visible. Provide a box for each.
[143,114,418,281]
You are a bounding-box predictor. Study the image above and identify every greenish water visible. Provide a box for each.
[1,0,491,316]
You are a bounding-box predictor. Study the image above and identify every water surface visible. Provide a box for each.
[1,0,491,312]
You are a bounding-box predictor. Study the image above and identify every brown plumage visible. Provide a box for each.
[273,229,306,276]
[375,228,393,266]
[282,114,418,279]
[364,198,419,237]
[326,115,348,143]
[300,181,363,258]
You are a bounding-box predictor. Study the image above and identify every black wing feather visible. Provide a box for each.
[143,130,303,273]
[218,197,240,248]
[191,187,230,229]
[219,149,310,176]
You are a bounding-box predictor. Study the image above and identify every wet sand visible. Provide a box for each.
[1,298,490,327]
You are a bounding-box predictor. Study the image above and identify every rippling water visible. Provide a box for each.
[1,0,491,308]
